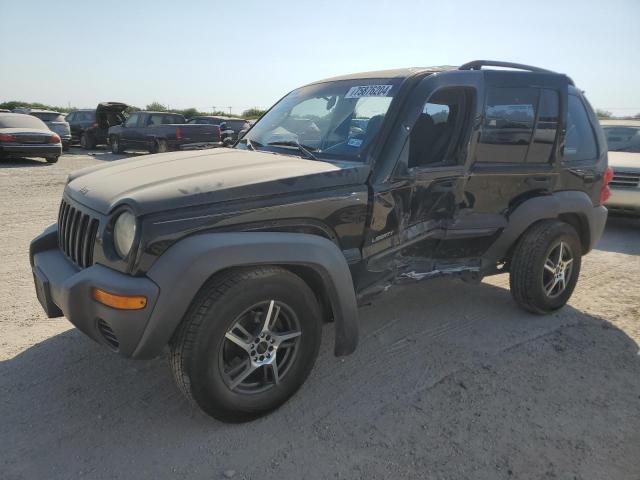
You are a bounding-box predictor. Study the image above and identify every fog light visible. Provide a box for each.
[92,288,147,310]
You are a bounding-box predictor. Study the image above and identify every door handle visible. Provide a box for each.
[525,177,550,187]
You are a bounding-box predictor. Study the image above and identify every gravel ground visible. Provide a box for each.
[1,149,639,480]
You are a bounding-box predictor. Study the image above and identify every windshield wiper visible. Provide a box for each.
[242,138,262,151]
[267,140,318,160]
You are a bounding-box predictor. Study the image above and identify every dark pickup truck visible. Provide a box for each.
[108,111,222,154]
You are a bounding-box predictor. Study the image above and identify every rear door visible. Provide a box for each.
[459,71,569,259]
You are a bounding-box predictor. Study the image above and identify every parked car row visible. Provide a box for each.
[3,102,257,157]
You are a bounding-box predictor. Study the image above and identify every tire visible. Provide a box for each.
[151,139,168,154]
[169,266,322,422]
[80,133,95,150]
[45,155,59,164]
[509,219,582,314]
[110,135,124,154]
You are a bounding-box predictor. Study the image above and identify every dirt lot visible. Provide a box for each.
[1,149,639,480]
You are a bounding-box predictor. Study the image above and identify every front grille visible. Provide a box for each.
[57,199,99,268]
[97,319,119,351]
[611,171,640,188]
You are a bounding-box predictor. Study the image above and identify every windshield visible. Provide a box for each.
[0,114,47,129]
[603,125,640,153]
[239,78,401,161]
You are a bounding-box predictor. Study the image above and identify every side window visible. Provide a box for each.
[147,114,162,126]
[66,113,75,122]
[528,89,560,163]
[125,114,139,127]
[565,95,597,162]
[408,88,470,168]
[477,87,538,163]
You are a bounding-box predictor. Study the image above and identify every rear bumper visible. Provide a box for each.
[1,144,62,158]
[30,225,160,357]
[588,205,608,251]
[605,188,640,216]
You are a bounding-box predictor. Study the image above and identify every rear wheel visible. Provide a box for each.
[169,267,322,422]
[509,220,582,314]
[45,155,59,164]
[151,139,168,154]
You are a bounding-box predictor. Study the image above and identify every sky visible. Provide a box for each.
[1,0,639,116]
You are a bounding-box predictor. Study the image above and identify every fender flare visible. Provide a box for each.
[133,232,358,358]
[482,190,607,270]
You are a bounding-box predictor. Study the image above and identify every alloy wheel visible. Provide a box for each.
[219,300,302,394]
[542,241,574,298]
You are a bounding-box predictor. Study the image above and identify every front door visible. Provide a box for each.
[359,74,479,292]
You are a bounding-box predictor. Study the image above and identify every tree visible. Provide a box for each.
[242,107,266,119]
[596,109,613,119]
[0,100,76,113]
[175,107,199,119]
[145,101,167,112]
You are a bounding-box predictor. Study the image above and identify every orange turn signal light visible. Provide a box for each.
[92,288,147,310]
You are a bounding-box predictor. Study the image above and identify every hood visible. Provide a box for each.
[66,148,370,215]
[608,151,640,172]
[96,102,128,129]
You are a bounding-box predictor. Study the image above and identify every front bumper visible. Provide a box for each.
[606,187,640,216]
[1,144,62,158]
[30,225,160,357]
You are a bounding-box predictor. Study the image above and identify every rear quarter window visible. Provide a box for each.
[564,95,598,162]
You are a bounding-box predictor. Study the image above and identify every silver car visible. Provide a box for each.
[28,110,72,151]
[601,120,640,216]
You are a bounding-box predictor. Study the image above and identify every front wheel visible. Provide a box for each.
[110,135,124,154]
[80,133,95,150]
[509,220,582,314]
[169,266,322,422]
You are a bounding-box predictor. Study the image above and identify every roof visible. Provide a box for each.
[29,109,62,114]
[600,119,640,127]
[134,111,184,115]
[307,66,458,85]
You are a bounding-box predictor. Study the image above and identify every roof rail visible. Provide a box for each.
[458,60,557,74]
[458,60,574,85]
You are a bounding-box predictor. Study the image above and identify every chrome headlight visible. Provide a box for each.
[113,211,137,258]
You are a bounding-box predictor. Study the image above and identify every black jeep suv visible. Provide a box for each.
[30,61,610,422]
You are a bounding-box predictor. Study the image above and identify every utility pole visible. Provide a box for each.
[228,106,232,116]
[212,106,216,114]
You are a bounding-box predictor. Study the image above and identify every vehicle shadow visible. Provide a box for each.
[0,157,52,168]
[596,215,640,255]
[64,146,147,162]
[2,278,639,479]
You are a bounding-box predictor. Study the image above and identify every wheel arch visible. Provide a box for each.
[482,191,606,272]
[134,232,358,359]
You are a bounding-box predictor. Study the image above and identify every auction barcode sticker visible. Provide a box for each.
[345,85,393,98]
